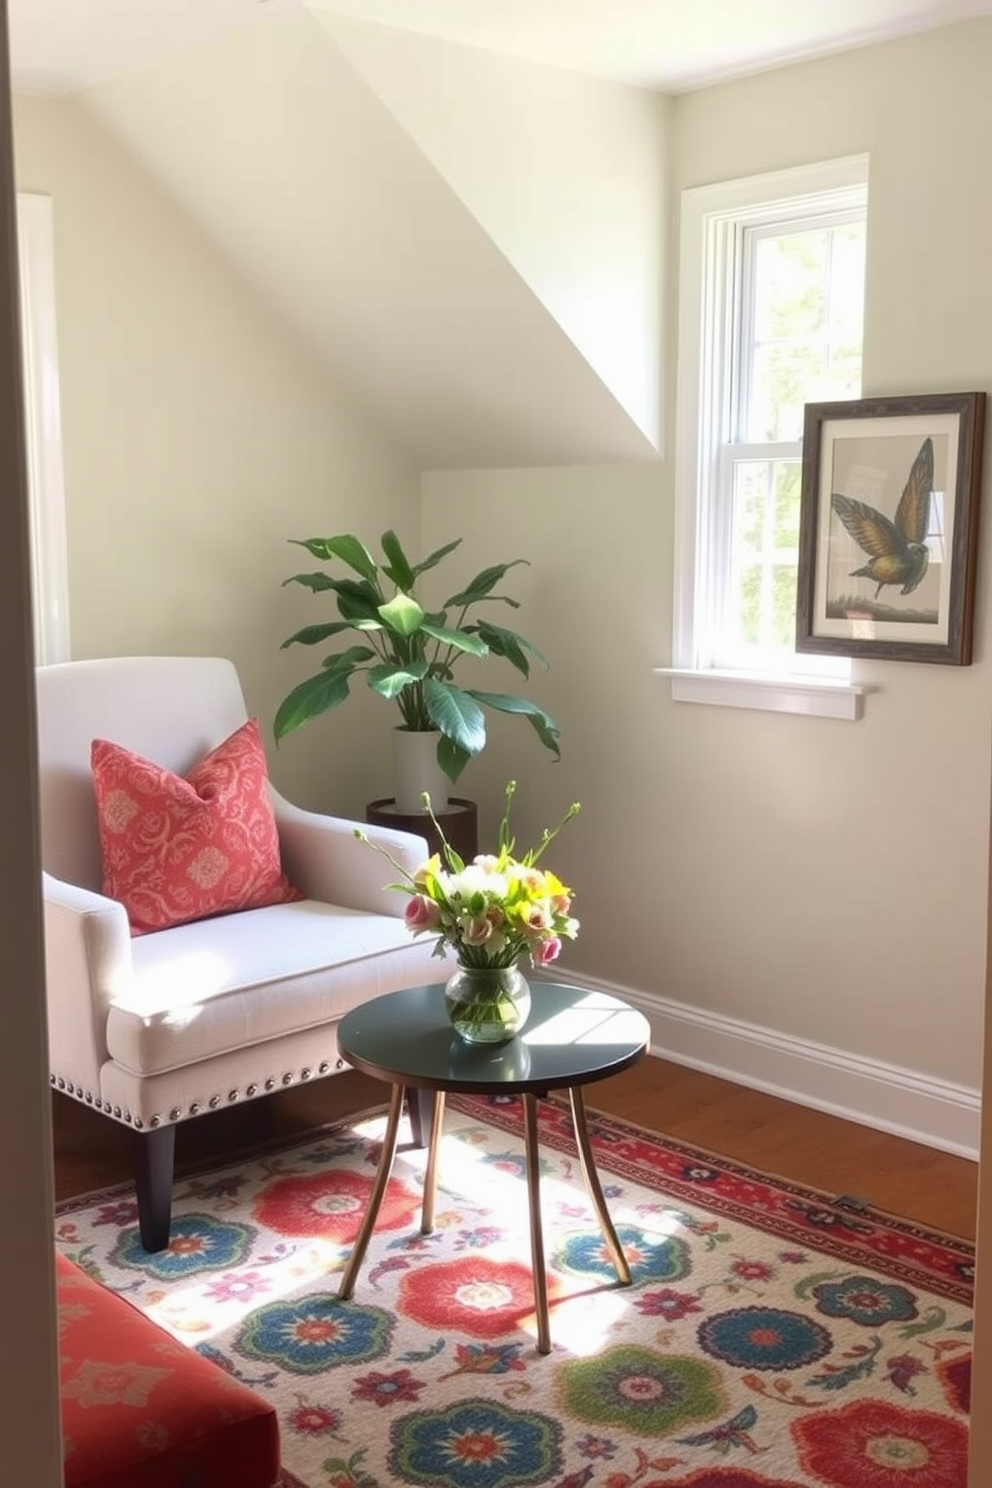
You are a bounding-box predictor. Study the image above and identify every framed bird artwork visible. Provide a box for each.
[796,391,985,664]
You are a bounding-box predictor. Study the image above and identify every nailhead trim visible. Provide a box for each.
[51,1057,347,1136]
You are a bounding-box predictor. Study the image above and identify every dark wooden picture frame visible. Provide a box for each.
[796,391,985,664]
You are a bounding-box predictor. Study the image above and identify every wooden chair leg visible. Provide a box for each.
[407,1088,434,1149]
[134,1126,176,1253]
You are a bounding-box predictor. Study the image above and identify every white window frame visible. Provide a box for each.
[661,156,873,721]
[16,192,70,666]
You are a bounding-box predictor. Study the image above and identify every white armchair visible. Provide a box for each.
[36,656,441,1251]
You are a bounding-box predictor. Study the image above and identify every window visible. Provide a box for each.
[16,192,70,666]
[667,156,871,720]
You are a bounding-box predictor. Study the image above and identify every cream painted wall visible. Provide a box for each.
[425,19,992,1100]
[12,90,422,820]
[315,12,669,450]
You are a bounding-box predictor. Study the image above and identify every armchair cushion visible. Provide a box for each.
[92,718,302,935]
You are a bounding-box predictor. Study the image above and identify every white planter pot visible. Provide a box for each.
[392,728,449,814]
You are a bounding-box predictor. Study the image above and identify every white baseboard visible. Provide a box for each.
[554,971,981,1161]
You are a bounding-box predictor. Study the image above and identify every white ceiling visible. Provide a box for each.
[10,0,992,94]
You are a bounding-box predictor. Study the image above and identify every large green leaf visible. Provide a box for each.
[468,690,561,759]
[335,586,384,624]
[378,530,415,592]
[273,669,352,741]
[419,621,489,657]
[322,646,376,673]
[470,619,550,677]
[379,591,425,636]
[411,537,463,581]
[437,732,472,786]
[283,571,340,592]
[423,677,487,756]
[280,620,355,650]
[286,573,380,619]
[475,619,547,666]
[289,534,379,583]
[444,559,527,608]
[367,660,427,699]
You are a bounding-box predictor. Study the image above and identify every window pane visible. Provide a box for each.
[772,564,799,648]
[774,462,801,546]
[738,563,762,645]
[735,460,769,551]
[753,231,828,341]
[726,458,802,660]
[750,339,828,441]
[745,220,866,442]
[731,561,799,654]
[829,225,866,337]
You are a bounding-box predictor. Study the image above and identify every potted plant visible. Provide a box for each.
[274,529,561,812]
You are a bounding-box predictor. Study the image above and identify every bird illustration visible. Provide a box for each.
[830,436,934,599]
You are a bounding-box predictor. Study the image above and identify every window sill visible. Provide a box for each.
[656,667,874,721]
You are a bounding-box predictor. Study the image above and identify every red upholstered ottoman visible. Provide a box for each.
[57,1252,280,1488]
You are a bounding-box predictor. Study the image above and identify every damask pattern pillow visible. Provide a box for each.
[91,717,303,935]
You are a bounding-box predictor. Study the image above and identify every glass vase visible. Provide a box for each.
[443,962,531,1044]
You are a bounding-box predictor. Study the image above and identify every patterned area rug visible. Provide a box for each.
[54,1095,973,1488]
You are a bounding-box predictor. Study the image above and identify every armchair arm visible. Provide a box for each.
[42,872,133,1096]
[271,791,429,917]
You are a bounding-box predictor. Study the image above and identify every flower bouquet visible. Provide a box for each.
[357,780,580,1042]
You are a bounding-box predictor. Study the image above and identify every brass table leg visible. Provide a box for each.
[420,1091,446,1233]
[522,1093,552,1354]
[338,1082,405,1299]
[568,1085,632,1285]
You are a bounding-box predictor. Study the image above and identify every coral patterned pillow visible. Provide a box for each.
[91,717,303,935]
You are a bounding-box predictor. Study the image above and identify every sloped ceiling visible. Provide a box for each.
[315,12,666,455]
[75,8,664,470]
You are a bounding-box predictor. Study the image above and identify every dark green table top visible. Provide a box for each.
[337,979,650,1095]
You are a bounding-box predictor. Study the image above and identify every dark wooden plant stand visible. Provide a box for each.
[366,796,478,863]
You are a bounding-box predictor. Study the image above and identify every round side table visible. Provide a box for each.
[365,796,478,863]
[336,979,650,1354]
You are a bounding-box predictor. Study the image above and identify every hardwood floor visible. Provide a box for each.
[51,1054,978,1242]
